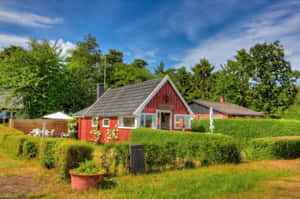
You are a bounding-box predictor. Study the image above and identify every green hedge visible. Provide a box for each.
[191,119,300,148]
[246,137,300,160]
[131,128,240,171]
[22,137,40,159]
[39,138,62,168]
[55,140,94,179]
[1,135,40,158]
[3,135,28,157]
[100,142,129,176]
[0,132,24,146]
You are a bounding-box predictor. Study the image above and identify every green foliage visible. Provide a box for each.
[67,118,78,139]
[71,160,104,175]
[100,142,129,175]
[22,137,40,159]
[3,135,28,157]
[246,137,300,160]
[0,41,65,118]
[189,58,215,100]
[55,140,94,179]
[192,119,300,148]
[39,138,61,168]
[131,128,240,171]
[213,41,297,114]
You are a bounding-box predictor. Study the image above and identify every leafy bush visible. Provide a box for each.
[191,119,300,148]
[131,128,240,171]
[22,137,40,159]
[67,118,78,139]
[71,160,105,175]
[0,132,24,146]
[100,142,129,176]
[3,135,28,157]
[246,137,300,160]
[55,140,94,179]
[39,138,62,168]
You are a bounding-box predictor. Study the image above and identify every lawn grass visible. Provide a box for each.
[0,151,299,199]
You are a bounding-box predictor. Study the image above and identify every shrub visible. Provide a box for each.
[3,135,28,157]
[100,142,129,176]
[131,128,240,171]
[55,140,94,180]
[246,137,300,160]
[71,160,105,175]
[22,137,40,159]
[67,118,78,139]
[39,138,62,168]
[191,119,300,148]
[0,132,24,146]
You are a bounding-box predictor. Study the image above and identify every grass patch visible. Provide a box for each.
[113,166,290,199]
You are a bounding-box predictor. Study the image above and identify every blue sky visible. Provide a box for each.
[0,0,300,71]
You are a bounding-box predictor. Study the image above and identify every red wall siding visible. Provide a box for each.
[143,81,190,130]
[78,117,131,143]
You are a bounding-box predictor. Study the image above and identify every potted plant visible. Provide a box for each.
[69,160,105,190]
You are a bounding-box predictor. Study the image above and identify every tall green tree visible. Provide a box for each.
[0,40,65,118]
[189,58,215,100]
[154,61,176,78]
[249,41,297,114]
[63,34,102,113]
[172,67,193,101]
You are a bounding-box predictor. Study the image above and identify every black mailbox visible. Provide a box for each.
[129,144,145,174]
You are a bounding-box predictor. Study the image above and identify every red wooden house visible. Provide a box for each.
[188,98,265,119]
[74,76,194,143]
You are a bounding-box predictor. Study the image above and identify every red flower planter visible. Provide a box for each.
[70,171,105,191]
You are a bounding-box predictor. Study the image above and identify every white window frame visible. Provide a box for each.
[118,116,137,129]
[91,117,98,127]
[174,114,190,129]
[140,113,157,129]
[102,118,110,128]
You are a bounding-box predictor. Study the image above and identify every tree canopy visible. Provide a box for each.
[0,37,297,118]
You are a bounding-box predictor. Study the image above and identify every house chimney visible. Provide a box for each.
[97,83,105,98]
[220,97,225,103]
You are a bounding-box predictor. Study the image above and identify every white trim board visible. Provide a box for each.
[134,75,194,117]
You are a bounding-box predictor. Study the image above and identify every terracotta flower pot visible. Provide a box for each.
[69,171,105,191]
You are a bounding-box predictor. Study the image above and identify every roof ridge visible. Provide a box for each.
[108,78,162,91]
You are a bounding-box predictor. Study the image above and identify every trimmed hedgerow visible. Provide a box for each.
[131,128,240,171]
[0,132,24,146]
[191,119,300,148]
[3,135,28,157]
[22,137,40,159]
[100,142,129,176]
[39,138,62,169]
[55,140,94,180]
[246,137,300,160]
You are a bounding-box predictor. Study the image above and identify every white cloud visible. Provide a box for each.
[0,9,63,28]
[50,39,76,57]
[0,34,75,57]
[0,34,28,47]
[174,1,300,70]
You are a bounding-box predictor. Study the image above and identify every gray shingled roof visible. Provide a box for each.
[191,100,264,116]
[77,78,163,117]
[0,90,23,110]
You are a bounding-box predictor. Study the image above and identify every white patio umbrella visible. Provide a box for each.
[43,112,73,120]
[209,107,214,134]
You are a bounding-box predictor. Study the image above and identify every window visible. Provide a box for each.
[103,118,109,128]
[140,114,156,128]
[118,116,136,128]
[175,115,190,129]
[92,117,98,127]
